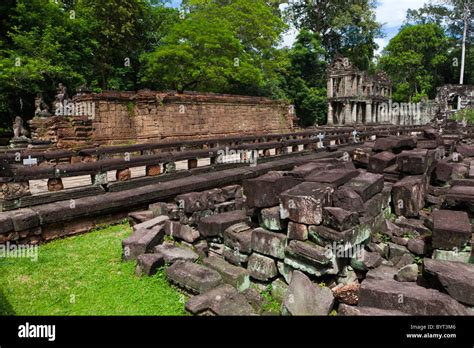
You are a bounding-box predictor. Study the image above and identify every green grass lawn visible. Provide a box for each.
[0,222,188,316]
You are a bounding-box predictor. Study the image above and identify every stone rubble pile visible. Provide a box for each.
[121,129,474,315]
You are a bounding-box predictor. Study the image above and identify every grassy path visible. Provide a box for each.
[0,222,187,316]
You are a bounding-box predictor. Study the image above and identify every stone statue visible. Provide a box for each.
[13,116,29,139]
[76,84,92,95]
[54,83,69,114]
[34,93,50,117]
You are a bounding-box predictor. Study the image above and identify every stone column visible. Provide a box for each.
[352,102,357,124]
[366,102,372,124]
[327,78,333,98]
[327,102,334,125]
[345,102,352,125]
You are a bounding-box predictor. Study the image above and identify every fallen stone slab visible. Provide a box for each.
[444,185,474,213]
[135,253,165,277]
[223,222,253,254]
[122,225,165,261]
[362,193,383,218]
[194,240,209,259]
[164,220,200,243]
[382,164,402,183]
[270,278,288,303]
[388,242,411,261]
[432,210,471,250]
[365,265,397,281]
[290,160,356,178]
[332,187,365,213]
[423,258,474,305]
[350,249,383,271]
[279,182,333,225]
[394,263,418,282]
[373,136,416,153]
[338,304,408,316]
[308,224,371,254]
[221,185,243,200]
[358,278,468,315]
[287,222,308,241]
[203,255,250,291]
[456,143,474,157]
[322,207,359,232]
[435,161,456,183]
[282,270,334,316]
[175,192,207,213]
[304,169,359,187]
[198,210,248,238]
[243,172,301,208]
[154,244,199,264]
[251,227,287,259]
[185,284,255,316]
[132,215,169,233]
[417,139,438,149]
[343,172,384,202]
[396,149,435,175]
[392,175,426,217]
[259,206,284,231]
[289,161,334,178]
[247,253,278,281]
[368,151,397,174]
[407,238,428,256]
[128,210,154,225]
[222,245,249,267]
[284,240,339,276]
[166,260,223,294]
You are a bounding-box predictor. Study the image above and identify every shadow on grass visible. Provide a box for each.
[0,288,15,315]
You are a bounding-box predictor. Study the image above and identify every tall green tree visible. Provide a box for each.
[286,0,382,70]
[379,23,450,102]
[140,0,287,94]
[0,0,96,128]
[405,0,473,85]
[285,30,328,126]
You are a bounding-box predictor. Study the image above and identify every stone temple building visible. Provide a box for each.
[436,84,474,120]
[327,55,392,126]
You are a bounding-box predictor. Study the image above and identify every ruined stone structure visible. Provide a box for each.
[436,84,474,120]
[29,90,294,147]
[327,56,392,125]
[327,56,439,126]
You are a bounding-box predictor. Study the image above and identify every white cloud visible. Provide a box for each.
[375,0,428,28]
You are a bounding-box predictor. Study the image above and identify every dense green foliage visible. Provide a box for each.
[380,0,473,101]
[0,0,470,129]
[0,223,188,315]
[285,0,382,71]
[378,24,450,102]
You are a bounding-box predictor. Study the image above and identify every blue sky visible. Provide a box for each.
[166,0,430,53]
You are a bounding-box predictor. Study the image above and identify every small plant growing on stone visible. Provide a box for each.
[319,281,326,288]
[163,235,175,243]
[414,256,423,265]
[329,309,337,316]
[376,232,391,243]
[403,232,415,240]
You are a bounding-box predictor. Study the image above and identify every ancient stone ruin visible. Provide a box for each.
[114,125,474,316]
[1,83,473,317]
[327,56,464,126]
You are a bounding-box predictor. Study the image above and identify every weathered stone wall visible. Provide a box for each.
[73,90,293,145]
